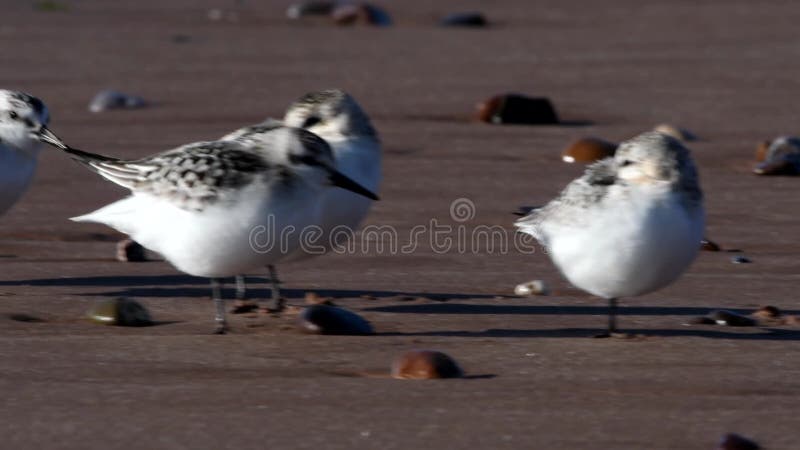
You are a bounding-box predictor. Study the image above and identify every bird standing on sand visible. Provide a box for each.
[223,89,381,310]
[45,126,378,334]
[515,132,704,337]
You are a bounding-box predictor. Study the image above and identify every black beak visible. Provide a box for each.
[328,170,379,200]
[36,126,68,150]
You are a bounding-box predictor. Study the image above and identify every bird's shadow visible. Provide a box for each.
[0,274,500,301]
[379,327,800,341]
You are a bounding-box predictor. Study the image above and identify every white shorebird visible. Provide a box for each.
[0,90,63,216]
[46,127,378,333]
[223,89,381,309]
[515,132,705,337]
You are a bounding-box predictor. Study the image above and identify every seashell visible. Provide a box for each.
[731,256,751,264]
[89,90,147,113]
[297,305,373,335]
[475,94,559,125]
[87,298,152,327]
[561,137,617,163]
[514,280,549,296]
[391,350,464,379]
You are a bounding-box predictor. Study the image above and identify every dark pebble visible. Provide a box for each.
[475,94,559,125]
[89,90,147,113]
[88,298,152,327]
[116,239,147,262]
[391,350,464,379]
[731,256,751,264]
[297,305,373,335]
[717,433,760,450]
[440,12,488,27]
[711,310,757,327]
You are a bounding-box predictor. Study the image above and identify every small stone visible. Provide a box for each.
[87,298,152,327]
[700,238,720,251]
[331,3,392,26]
[731,256,751,264]
[116,239,147,262]
[688,316,716,325]
[297,305,373,335]
[753,136,800,175]
[439,12,488,27]
[653,124,696,142]
[514,280,550,296]
[711,310,757,327]
[561,137,617,163]
[391,350,464,379]
[286,1,335,19]
[475,94,559,125]
[717,433,760,450]
[89,90,147,113]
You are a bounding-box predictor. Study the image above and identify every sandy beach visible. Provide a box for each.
[2,1,799,449]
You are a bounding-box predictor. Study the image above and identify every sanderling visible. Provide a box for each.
[515,132,705,337]
[50,127,378,334]
[0,90,64,216]
[223,89,381,309]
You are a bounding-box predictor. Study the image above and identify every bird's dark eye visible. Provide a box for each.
[9,111,18,120]
[620,160,634,167]
[301,116,322,128]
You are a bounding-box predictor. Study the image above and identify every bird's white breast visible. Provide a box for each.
[545,186,704,299]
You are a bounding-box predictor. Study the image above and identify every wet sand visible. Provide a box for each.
[2,1,800,449]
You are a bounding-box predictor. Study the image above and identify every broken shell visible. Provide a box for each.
[561,137,617,163]
[711,310,756,327]
[717,433,760,450]
[391,350,464,379]
[116,239,147,262]
[514,280,549,296]
[475,94,559,125]
[700,238,721,251]
[87,298,152,327]
[297,305,373,335]
[731,256,751,264]
[89,90,147,113]
[653,124,696,142]
[439,12,488,27]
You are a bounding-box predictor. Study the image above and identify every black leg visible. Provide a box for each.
[608,297,618,333]
[594,298,621,338]
[267,264,285,312]
[211,278,227,334]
